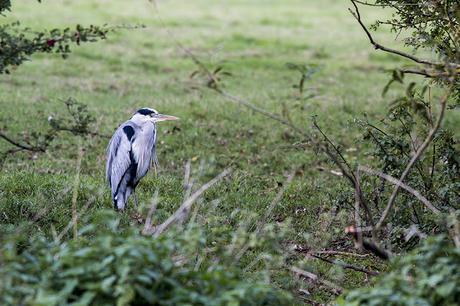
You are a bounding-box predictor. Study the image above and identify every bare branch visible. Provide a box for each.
[359,165,441,215]
[217,90,308,137]
[354,169,364,250]
[313,122,376,231]
[400,68,437,77]
[0,130,45,152]
[349,0,459,68]
[183,160,193,200]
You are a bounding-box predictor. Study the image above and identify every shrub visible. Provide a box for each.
[0,211,291,306]
[337,235,460,306]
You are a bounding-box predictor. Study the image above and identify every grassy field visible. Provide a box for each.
[1,0,454,304]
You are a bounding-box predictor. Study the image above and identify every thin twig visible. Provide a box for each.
[313,121,355,182]
[183,160,193,200]
[400,68,437,78]
[142,191,159,235]
[235,171,296,261]
[56,197,95,243]
[152,168,231,237]
[218,90,308,137]
[313,122,375,231]
[354,168,364,249]
[376,88,451,229]
[0,131,45,152]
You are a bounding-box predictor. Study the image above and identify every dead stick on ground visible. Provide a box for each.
[312,250,369,257]
[291,266,344,294]
[309,254,379,276]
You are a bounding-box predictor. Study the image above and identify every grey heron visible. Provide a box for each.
[106,107,179,211]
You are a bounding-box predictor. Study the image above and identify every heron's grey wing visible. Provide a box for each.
[106,123,137,195]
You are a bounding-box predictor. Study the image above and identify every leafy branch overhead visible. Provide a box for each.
[0,1,132,73]
[0,23,110,74]
[0,0,15,14]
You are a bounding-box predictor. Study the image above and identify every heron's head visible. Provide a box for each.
[132,107,179,124]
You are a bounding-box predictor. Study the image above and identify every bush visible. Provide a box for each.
[337,235,460,306]
[0,211,291,306]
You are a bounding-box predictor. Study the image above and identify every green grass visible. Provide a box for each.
[0,0,453,304]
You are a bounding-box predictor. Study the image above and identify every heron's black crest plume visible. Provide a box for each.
[136,108,158,116]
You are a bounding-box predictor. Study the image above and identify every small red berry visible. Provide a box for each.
[46,39,56,47]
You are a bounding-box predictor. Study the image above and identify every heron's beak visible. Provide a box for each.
[155,114,179,122]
